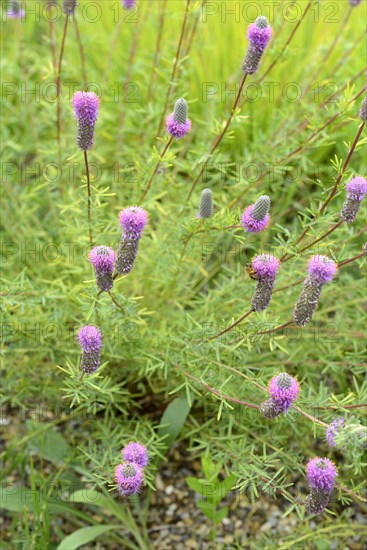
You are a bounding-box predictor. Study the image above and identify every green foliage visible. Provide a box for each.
[186,456,237,524]
[1,0,366,547]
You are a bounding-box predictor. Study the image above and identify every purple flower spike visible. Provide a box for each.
[306,457,338,494]
[349,0,362,6]
[308,255,338,284]
[6,1,25,18]
[119,206,148,239]
[121,0,136,8]
[116,207,148,275]
[166,99,191,139]
[241,205,270,233]
[341,176,367,223]
[251,254,280,312]
[326,418,345,447]
[268,373,300,412]
[122,442,148,468]
[72,91,100,151]
[242,16,272,74]
[77,325,102,374]
[293,256,337,326]
[89,246,115,292]
[115,463,143,497]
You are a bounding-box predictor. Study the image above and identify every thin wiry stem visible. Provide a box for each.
[227,87,365,209]
[302,6,353,98]
[74,17,88,89]
[139,136,173,202]
[281,220,344,262]
[147,0,168,101]
[187,72,248,200]
[117,25,140,149]
[208,310,253,340]
[56,15,69,194]
[256,1,312,85]
[293,120,365,247]
[108,292,124,311]
[155,0,191,138]
[182,0,207,58]
[84,150,93,245]
[338,252,365,267]
[174,363,259,410]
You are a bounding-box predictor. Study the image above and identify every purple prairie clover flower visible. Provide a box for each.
[349,0,362,6]
[166,99,191,139]
[121,0,136,8]
[116,207,148,275]
[62,0,77,15]
[340,176,367,223]
[241,195,271,233]
[6,1,25,18]
[89,246,115,292]
[72,91,100,151]
[305,489,330,515]
[115,462,144,497]
[250,254,280,312]
[122,442,148,468]
[268,373,300,412]
[359,96,367,121]
[77,325,102,374]
[326,418,345,447]
[119,206,148,239]
[306,457,338,494]
[242,16,272,74]
[293,255,337,327]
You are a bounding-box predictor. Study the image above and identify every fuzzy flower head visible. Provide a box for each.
[242,16,272,74]
[252,254,280,279]
[166,99,191,139]
[247,16,273,48]
[115,463,143,497]
[326,418,345,447]
[122,442,148,468]
[241,195,271,233]
[72,91,100,150]
[89,246,115,273]
[77,325,102,352]
[306,457,338,494]
[349,0,362,6]
[308,255,337,284]
[346,176,367,201]
[6,1,25,18]
[119,206,148,239]
[268,373,300,412]
[121,0,136,9]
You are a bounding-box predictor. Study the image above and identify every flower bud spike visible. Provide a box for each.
[198,189,214,219]
[293,255,337,327]
[89,246,115,292]
[250,254,280,312]
[242,16,272,74]
[77,325,102,374]
[340,176,367,223]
